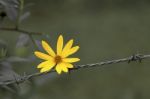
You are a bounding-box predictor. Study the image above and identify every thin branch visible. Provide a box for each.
[28,34,39,49]
[0,27,43,35]
[0,53,150,86]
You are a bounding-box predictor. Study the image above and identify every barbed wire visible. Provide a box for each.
[0,53,150,86]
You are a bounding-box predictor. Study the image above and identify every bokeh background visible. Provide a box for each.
[1,0,150,99]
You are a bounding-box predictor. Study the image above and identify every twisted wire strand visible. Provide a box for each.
[0,54,150,86]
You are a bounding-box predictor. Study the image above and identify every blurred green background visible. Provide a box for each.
[1,0,150,99]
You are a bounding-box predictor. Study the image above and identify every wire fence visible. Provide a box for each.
[0,53,150,86]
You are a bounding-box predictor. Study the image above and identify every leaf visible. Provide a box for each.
[16,33,30,47]
[5,5,18,21]
[0,62,20,83]
[20,11,30,22]
[0,39,7,59]
[0,61,20,92]
[0,0,19,21]
[0,39,7,48]
[0,1,7,6]
[0,48,7,58]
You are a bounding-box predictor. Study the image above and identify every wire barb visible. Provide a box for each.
[128,54,143,63]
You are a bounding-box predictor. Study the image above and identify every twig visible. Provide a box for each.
[0,27,42,35]
[28,34,39,49]
[0,53,150,86]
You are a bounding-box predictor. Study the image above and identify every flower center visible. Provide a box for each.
[54,55,62,63]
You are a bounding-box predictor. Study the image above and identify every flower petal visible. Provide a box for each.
[62,66,68,73]
[42,40,56,57]
[57,35,63,55]
[63,46,79,57]
[62,39,73,57]
[63,58,80,63]
[55,63,69,74]
[40,66,52,73]
[37,60,55,69]
[34,51,53,60]
[55,64,62,74]
[65,63,74,68]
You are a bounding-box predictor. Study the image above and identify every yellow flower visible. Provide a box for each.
[34,35,80,74]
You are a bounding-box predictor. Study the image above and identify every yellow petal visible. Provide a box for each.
[62,39,73,57]
[55,64,62,74]
[62,66,68,73]
[57,35,63,55]
[55,63,69,74]
[63,58,80,63]
[65,63,74,68]
[37,60,55,68]
[42,40,56,57]
[63,46,79,57]
[34,51,53,60]
[40,66,52,73]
